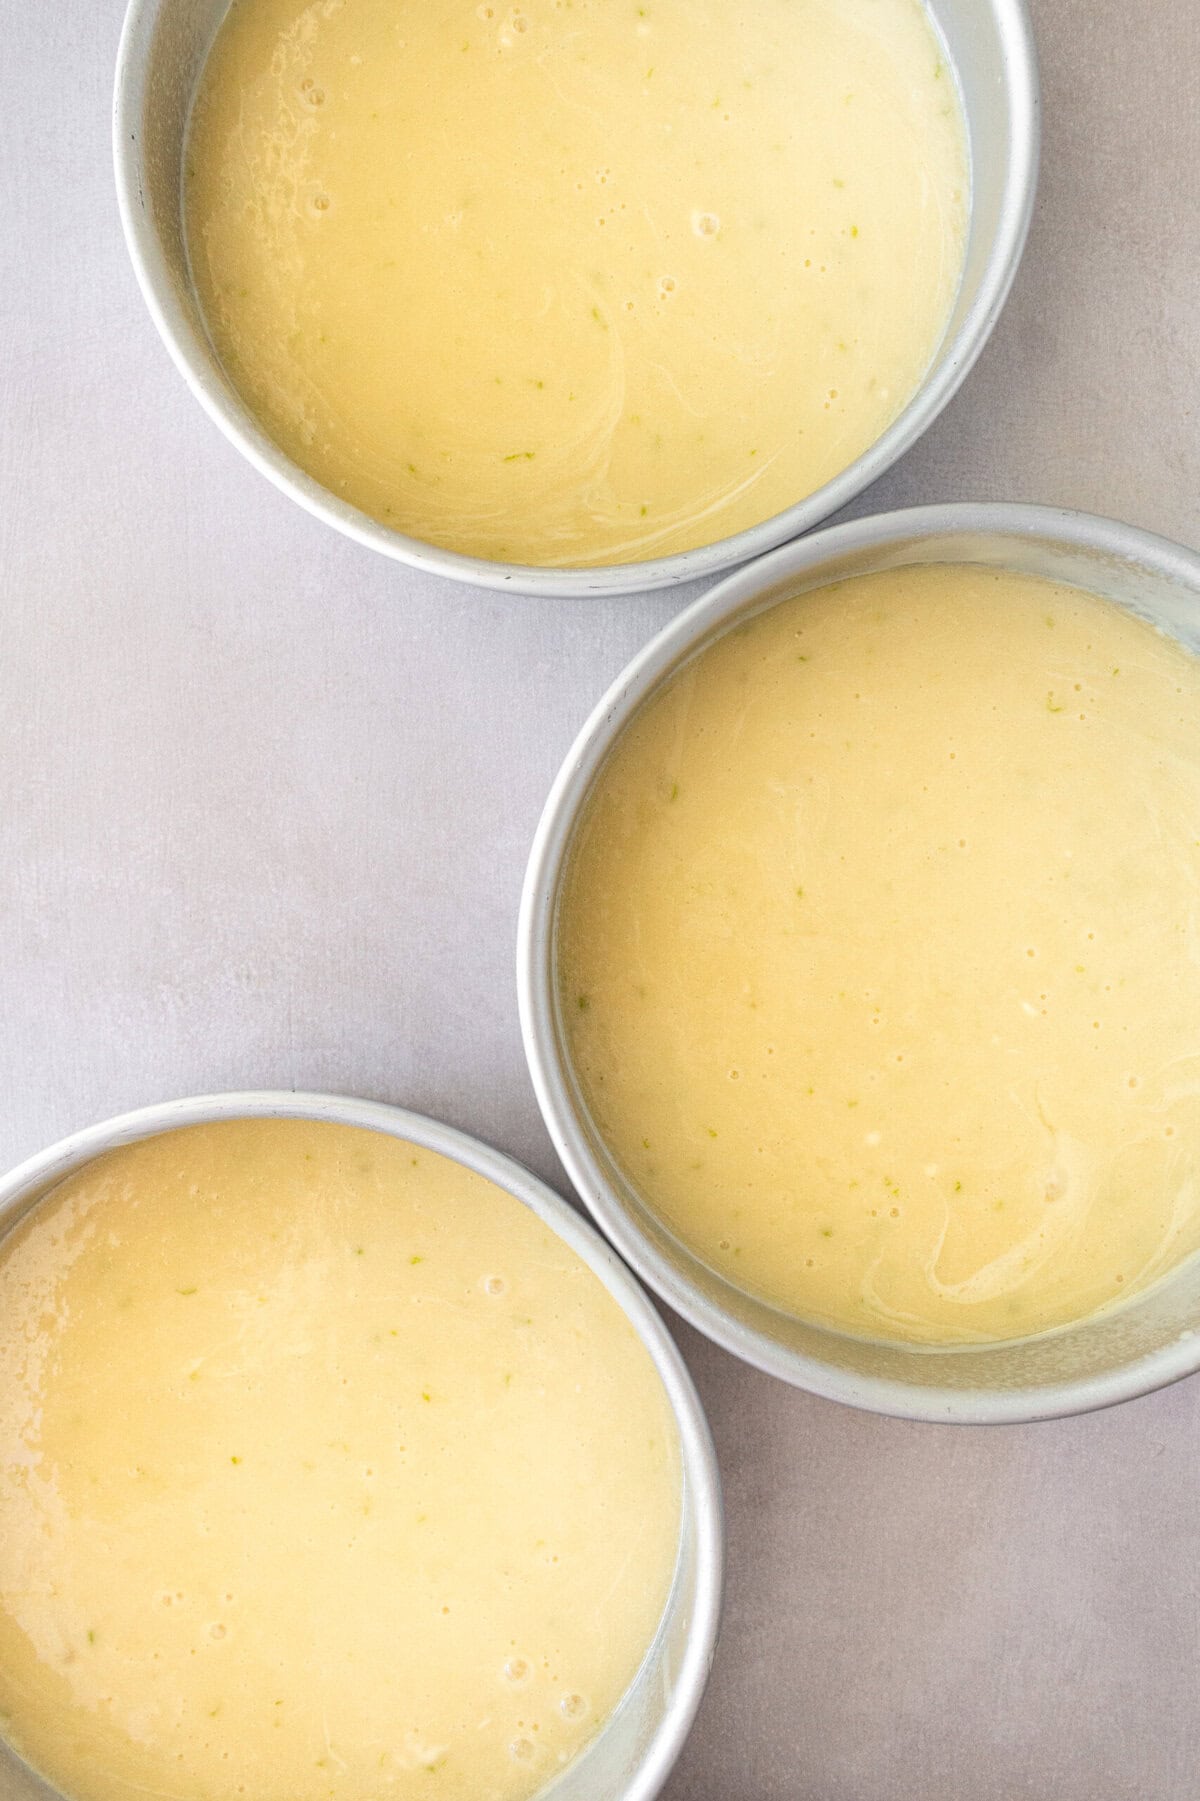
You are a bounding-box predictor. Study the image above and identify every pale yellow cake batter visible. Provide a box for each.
[185,0,966,565]
[0,1119,680,1801]
[559,565,1200,1345]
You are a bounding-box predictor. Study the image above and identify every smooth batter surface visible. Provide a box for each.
[185,0,966,566]
[559,566,1200,1345]
[0,1119,679,1801]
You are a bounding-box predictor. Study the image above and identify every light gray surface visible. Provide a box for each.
[1,1,1198,1796]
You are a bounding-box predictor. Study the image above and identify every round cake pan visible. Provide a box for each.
[0,1091,723,1801]
[518,502,1200,1421]
[113,0,1038,597]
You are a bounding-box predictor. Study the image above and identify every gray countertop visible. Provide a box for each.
[3,1,1199,1795]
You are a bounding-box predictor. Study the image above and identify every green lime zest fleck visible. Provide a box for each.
[1046,692,1065,713]
[577,993,590,1011]
[707,1127,718,1138]
[668,781,679,801]
[410,1254,424,1265]
[230,1455,241,1465]
[503,450,536,461]
[177,1286,197,1296]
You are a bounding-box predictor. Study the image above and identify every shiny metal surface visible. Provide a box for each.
[517,502,1200,1421]
[112,0,1038,597]
[0,1093,723,1801]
